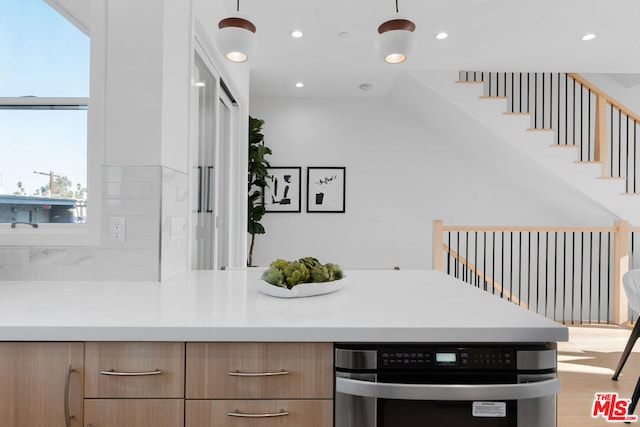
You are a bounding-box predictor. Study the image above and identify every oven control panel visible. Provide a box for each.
[379,347,515,369]
[458,349,514,369]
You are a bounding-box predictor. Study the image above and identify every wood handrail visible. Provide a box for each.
[435,219,632,325]
[464,71,640,181]
[458,71,640,126]
[443,222,640,233]
[567,73,640,124]
[442,225,615,232]
[443,243,528,310]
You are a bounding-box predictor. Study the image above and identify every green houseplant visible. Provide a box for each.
[247,116,272,266]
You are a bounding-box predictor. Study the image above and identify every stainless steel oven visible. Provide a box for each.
[335,343,559,427]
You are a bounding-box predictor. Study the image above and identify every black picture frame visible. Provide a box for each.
[263,167,302,213]
[306,167,346,213]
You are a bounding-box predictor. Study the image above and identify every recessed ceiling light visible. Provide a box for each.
[295,82,304,88]
[291,30,303,38]
[193,82,206,87]
[359,83,373,91]
[435,32,448,40]
[338,32,349,38]
[581,33,596,41]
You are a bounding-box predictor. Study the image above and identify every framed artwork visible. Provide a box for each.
[306,167,346,213]
[263,167,302,212]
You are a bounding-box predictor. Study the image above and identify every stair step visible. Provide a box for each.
[439,70,640,222]
[398,71,640,224]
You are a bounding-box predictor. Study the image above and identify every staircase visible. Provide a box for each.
[403,70,640,224]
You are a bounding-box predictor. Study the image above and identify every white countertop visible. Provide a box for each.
[0,269,568,343]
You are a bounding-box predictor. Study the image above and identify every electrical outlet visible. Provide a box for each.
[110,217,126,243]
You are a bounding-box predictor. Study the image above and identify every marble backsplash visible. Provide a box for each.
[0,165,189,281]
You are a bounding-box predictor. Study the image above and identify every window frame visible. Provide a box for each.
[0,0,103,247]
[0,96,97,245]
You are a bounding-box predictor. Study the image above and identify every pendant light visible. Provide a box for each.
[375,0,417,64]
[217,0,257,63]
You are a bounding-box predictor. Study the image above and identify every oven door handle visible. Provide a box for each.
[336,377,560,401]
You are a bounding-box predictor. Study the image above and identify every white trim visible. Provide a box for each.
[43,0,90,36]
[0,0,103,246]
[84,0,106,246]
[0,97,88,108]
[0,99,94,245]
[191,18,247,268]
[194,19,242,108]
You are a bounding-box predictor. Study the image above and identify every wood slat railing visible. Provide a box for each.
[433,219,636,325]
[567,73,640,181]
[458,72,640,193]
[443,243,525,307]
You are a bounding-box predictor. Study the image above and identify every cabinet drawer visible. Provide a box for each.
[186,399,332,427]
[186,342,333,399]
[85,342,185,398]
[85,399,184,427]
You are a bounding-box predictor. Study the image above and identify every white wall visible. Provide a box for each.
[0,0,251,280]
[249,87,618,270]
[160,1,192,174]
[1,1,624,278]
[103,0,164,166]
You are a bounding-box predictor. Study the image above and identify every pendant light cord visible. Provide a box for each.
[395,0,399,13]
[237,0,240,12]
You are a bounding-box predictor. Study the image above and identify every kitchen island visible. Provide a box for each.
[0,269,567,427]
[0,269,567,342]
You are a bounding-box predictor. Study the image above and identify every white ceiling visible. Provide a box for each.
[220,0,640,99]
[49,0,640,99]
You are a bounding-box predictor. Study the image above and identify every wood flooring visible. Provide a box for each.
[558,324,640,426]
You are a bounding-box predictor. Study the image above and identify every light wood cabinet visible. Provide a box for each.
[186,399,333,427]
[85,399,184,427]
[0,341,334,427]
[85,341,185,398]
[186,342,334,427]
[0,342,84,427]
[186,342,333,399]
[84,342,186,427]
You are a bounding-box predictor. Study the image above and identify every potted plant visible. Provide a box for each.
[247,116,271,266]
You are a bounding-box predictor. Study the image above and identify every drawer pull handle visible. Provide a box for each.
[228,369,290,377]
[228,409,289,418]
[100,369,162,376]
[64,365,74,427]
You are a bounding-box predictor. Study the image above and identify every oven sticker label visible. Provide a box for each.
[472,401,507,417]
[592,392,638,422]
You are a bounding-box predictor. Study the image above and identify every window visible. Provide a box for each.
[0,0,89,228]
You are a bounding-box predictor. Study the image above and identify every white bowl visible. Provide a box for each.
[257,277,347,298]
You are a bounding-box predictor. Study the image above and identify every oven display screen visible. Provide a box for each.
[435,352,457,363]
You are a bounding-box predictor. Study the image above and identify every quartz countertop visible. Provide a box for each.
[0,269,568,343]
